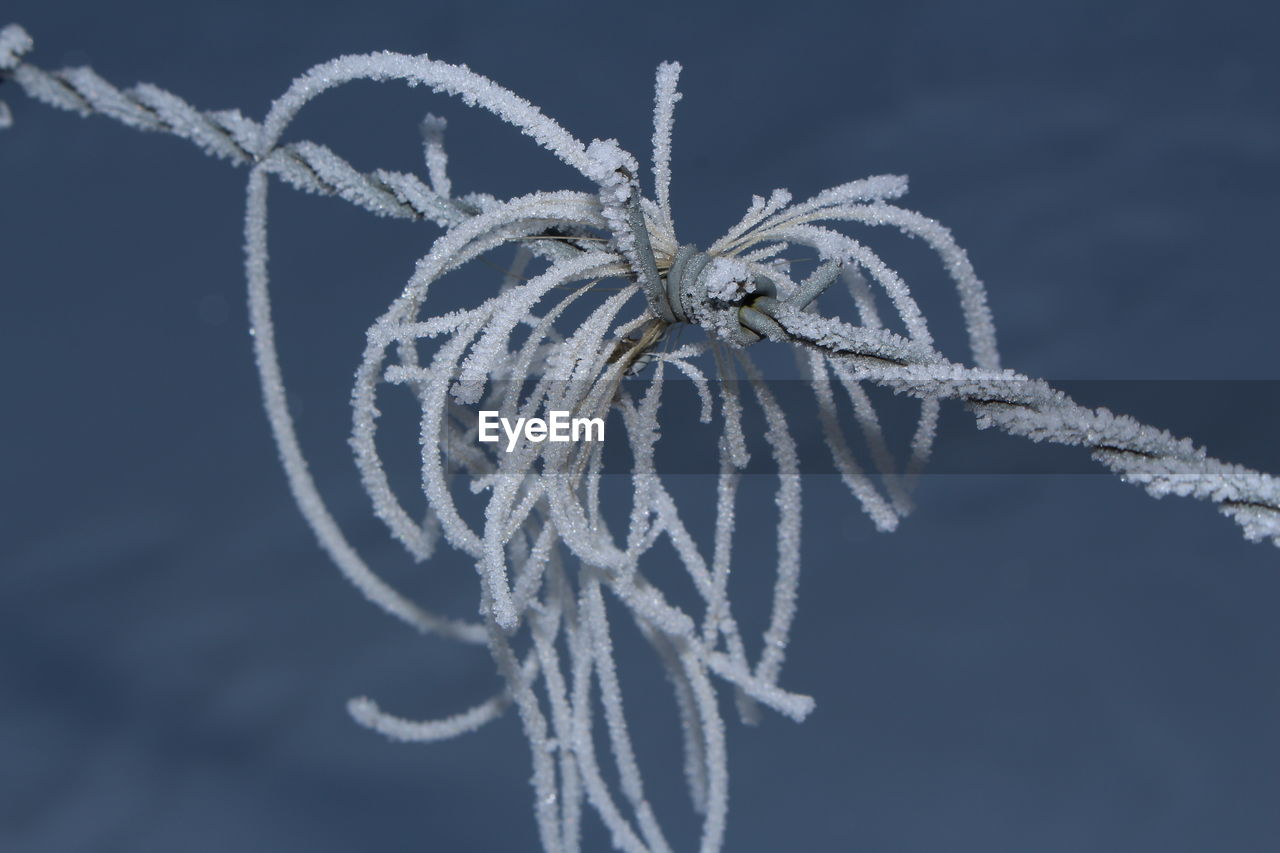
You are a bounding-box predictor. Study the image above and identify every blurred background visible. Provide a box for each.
[2,1,1278,850]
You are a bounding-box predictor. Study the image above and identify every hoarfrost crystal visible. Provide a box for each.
[4,21,1279,853]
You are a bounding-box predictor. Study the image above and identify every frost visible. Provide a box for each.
[419,113,452,198]
[649,61,682,231]
[702,256,754,302]
[7,23,1280,853]
[0,23,33,71]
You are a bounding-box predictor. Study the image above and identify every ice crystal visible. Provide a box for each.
[5,22,1279,853]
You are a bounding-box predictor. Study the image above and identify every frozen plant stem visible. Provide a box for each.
[3,23,1277,853]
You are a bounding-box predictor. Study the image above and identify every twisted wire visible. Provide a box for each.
[766,302,1280,547]
[0,24,477,226]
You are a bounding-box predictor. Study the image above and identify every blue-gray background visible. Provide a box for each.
[3,1,1278,850]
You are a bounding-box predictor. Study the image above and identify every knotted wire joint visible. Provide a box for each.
[622,175,843,347]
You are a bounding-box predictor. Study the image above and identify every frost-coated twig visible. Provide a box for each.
[6,21,1278,853]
